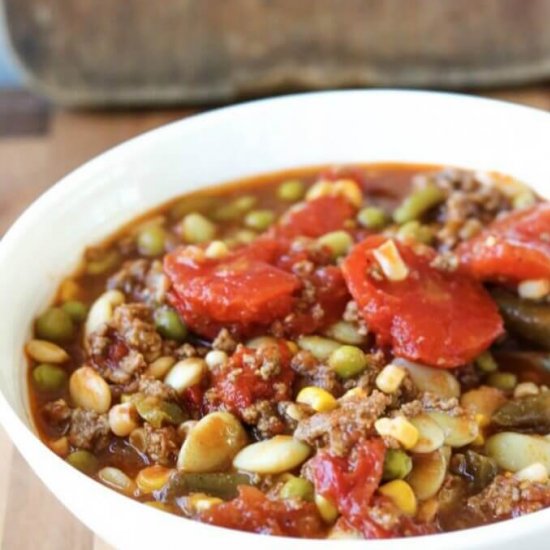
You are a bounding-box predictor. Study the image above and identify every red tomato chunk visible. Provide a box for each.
[209,343,294,415]
[342,236,503,368]
[458,203,550,283]
[273,195,356,239]
[198,486,327,538]
[164,236,350,339]
[309,439,384,523]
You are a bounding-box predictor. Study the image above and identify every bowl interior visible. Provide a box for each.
[1,90,550,550]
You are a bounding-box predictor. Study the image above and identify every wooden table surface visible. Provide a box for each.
[0,85,549,549]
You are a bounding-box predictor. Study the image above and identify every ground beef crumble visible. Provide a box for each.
[138,376,178,401]
[112,303,162,362]
[467,474,550,520]
[290,350,342,396]
[414,168,512,250]
[108,259,170,304]
[68,409,110,451]
[212,329,238,353]
[131,423,180,466]
[294,390,391,456]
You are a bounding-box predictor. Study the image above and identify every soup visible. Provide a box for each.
[26,164,550,538]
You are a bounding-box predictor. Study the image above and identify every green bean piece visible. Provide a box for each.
[382,449,413,481]
[154,308,187,342]
[158,472,254,502]
[66,450,100,476]
[396,220,434,245]
[393,186,446,224]
[61,300,88,324]
[280,476,314,501]
[35,307,75,343]
[32,364,68,392]
[357,207,388,230]
[137,225,167,257]
[277,179,305,202]
[494,351,550,374]
[493,289,550,351]
[181,213,217,244]
[492,392,550,432]
[487,372,517,392]
[475,351,498,373]
[328,345,368,379]
[317,231,353,259]
[244,210,276,231]
[135,396,187,428]
[214,196,257,222]
[450,450,497,492]
[85,249,121,275]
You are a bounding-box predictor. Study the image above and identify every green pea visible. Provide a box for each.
[224,229,257,248]
[357,206,388,230]
[328,345,368,379]
[214,196,257,222]
[475,351,498,373]
[396,220,434,245]
[61,301,88,324]
[35,307,75,343]
[393,186,446,224]
[66,450,100,476]
[32,364,68,392]
[487,372,518,391]
[317,231,353,258]
[277,179,305,202]
[154,308,187,342]
[85,249,121,275]
[135,396,187,428]
[137,225,167,257]
[280,476,314,501]
[244,210,276,231]
[169,195,218,221]
[181,213,217,244]
[382,449,413,481]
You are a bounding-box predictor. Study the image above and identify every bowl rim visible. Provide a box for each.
[1,89,550,549]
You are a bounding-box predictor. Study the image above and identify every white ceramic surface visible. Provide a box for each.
[0,90,549,550]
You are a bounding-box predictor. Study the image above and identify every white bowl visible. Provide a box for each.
[0,90,549,550]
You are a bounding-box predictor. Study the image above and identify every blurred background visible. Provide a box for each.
[0,2,550,548]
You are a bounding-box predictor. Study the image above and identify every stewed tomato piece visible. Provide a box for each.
[342,236,503,368]
[458,203,550,283]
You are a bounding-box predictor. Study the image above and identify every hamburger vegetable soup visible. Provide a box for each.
[27,164,550,539]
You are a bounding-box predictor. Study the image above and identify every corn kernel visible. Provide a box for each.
[518,279,550,300]
[340,387,366,400]
[514,382,540,399]
[136,465,174,494]
[306,178,363,207]
[187,493,224,513]
[286,340,299,355]
[515,462,548,482]
[378,480,417,516]
[315,493,339,523]
[372,240,409,281]
[376,364,407,394]
[374,417,419,449]
[205,240,229,259]
[297,386,338,413]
